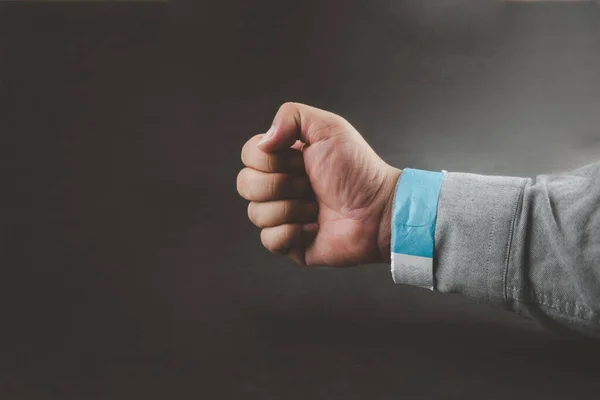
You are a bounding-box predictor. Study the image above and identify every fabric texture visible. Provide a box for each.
[431,162,600,338]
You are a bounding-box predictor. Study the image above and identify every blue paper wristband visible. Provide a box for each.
[391,168,444,289]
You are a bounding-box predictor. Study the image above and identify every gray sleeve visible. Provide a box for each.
[434,163,600,337]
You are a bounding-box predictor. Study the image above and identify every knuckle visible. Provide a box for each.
[260,229,273,252]
[279,102,296,114]
[261,225,293,254]
[236,169,247,197]
[336,114,349,125]
[241,141,250,166]
[241,136,264,167]
[266,175,277,199]
[266,153,275,173]
[250,203,268,228]
[247,202,258,225]
[281,200,290,220]
[311,122,341,140]
[281,224,294,249]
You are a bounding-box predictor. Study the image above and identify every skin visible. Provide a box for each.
[237,103,402,267]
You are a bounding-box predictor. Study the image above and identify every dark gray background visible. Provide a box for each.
[1,1,600,399]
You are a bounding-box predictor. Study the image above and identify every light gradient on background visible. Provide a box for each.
[1,1,599,399]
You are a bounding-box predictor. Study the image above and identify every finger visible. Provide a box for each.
[242,134,305,174]
[247,200,318,228]
[290,140,305,152]
[260,223,319,264]
[287,222,319,265]
[257,102,347,153]
[237,168,312,201]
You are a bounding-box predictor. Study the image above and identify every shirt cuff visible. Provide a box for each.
[390,168,444,290]
[434,172,526,307]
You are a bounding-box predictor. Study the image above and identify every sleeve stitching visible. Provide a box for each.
[523,300,599,328]
[503,179,527,308]
[485,183,501,303]
[508,287,597,321]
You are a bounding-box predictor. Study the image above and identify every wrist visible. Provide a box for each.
[376,166,402,264]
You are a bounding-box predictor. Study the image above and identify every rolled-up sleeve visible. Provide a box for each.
[393,163,600,338]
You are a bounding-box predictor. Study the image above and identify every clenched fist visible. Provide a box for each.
[237,103,401,267]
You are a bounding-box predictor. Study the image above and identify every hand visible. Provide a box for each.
[237,103,401,267]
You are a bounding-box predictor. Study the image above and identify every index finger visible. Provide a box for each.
[242,135,305,174]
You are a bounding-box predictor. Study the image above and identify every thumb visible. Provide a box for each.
[257,102,347,153]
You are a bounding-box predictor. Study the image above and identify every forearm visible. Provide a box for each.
[390,163,600,337]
